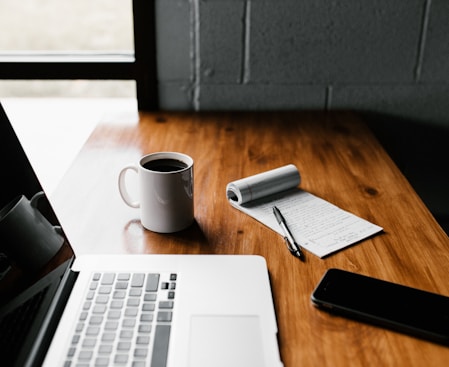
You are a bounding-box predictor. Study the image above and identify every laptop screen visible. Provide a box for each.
[0,101,75,299]
[0,102,75,365]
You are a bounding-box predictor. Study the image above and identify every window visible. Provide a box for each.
[0,0,157,110]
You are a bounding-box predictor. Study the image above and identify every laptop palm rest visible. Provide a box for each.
[189,315,265,367]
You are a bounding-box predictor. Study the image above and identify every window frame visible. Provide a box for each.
[0,0,158,111]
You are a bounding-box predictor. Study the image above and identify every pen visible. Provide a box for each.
[273,206,305,261]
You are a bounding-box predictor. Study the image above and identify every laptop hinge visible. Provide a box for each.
[23,259,79,367]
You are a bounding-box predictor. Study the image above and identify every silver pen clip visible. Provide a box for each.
[273,206,305,261]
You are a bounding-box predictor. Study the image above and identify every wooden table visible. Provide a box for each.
[52,111,449,366]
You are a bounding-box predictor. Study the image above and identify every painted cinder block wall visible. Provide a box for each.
[155,0,449,233]
[155,0,449,127]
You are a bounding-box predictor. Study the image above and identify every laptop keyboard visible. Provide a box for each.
[65,272,176,367]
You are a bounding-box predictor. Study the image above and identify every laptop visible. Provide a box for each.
[0,103,283,367]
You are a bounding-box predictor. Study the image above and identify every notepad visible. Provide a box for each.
[226,165,383,258]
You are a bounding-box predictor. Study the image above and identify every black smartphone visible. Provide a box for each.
[311,268,449,346]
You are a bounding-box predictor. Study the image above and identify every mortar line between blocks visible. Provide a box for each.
[415,0,432,82]
[325,85,333,110]
[241,0,251,84]
[192,0,201,110]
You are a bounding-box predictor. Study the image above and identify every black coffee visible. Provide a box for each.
[143,158,188,172]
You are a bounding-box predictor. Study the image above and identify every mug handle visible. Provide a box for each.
[30,191,45,208]
[30,191,64,237]
[118,165,140,208]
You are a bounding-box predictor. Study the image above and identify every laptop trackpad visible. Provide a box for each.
[189,315,265,367]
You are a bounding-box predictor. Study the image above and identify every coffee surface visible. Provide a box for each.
[143,158,188,172]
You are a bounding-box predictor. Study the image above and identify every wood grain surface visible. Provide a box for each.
[52,111,449,367]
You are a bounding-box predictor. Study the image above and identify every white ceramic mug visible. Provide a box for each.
[118,152,194,233]
[0,191,64,271]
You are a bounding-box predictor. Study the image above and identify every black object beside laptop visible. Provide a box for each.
[312,268,449,346]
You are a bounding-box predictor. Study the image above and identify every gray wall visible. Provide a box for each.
[156,0,449,127]
[156,0,449,233]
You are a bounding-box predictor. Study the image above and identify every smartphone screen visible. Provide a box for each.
[311,268,449,345]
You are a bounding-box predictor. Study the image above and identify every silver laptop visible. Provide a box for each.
[0,103,283,367]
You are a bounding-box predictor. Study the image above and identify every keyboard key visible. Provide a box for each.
[104,321,119,330]
[144,293,157,302]
[95,295,109,304]
[89,316,104,325]
[146,274,160,292]
[75,323,84,333]
[127,298,140,307]
[157,311,172,322]
[138,324,152,333]
[118,273,130,281]
[82,338,96,348]
[98,286,112,294]
[129,289,142,297]
[124,307,138,317]
[151,324,171,367]
[117,341,131,351]
[131,273,145,287]
[122,319,136,328]
[113,290,126,299]
[98,344,113,354]
[101,332,116,342]
[86,326,100,336]
[159,301,174,309]
[95,357,109,366]
[110,300,124,309]
[136,336,150,345]
[79,350,93,360]
[140,313,153,322]
[101,273,115,285]
[114,354,129,364]
[92,305,107,314]
[134,348,148,358]
[120,330,134,340]
[107,310,121,319]
[142,303,155,312]
[115,281,129,290]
